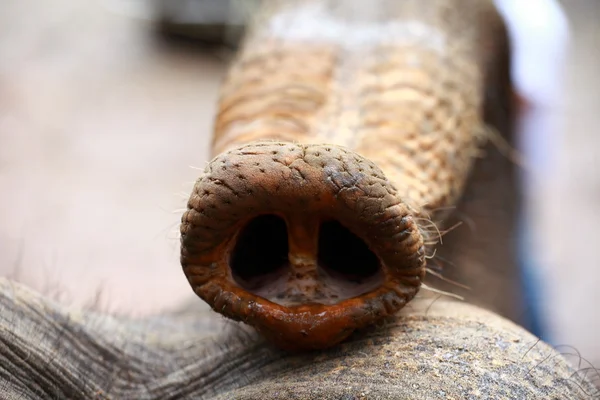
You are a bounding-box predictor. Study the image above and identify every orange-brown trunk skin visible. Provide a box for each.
[181,0,517,350]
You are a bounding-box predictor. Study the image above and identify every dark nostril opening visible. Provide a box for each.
[230,215,289,288]
[318,220,381,283]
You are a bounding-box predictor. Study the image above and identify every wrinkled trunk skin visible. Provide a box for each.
[180,0,522,351]
[0,0,596,399]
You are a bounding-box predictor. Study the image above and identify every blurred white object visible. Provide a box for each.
[493,0,570,342]
[493,0,570,180]
[494,0,570,104]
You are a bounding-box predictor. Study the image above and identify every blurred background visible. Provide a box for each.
[0,0,598,372]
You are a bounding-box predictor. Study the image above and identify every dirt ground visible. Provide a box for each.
[1,0,599,370]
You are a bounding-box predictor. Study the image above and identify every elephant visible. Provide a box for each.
[1,0,597,398]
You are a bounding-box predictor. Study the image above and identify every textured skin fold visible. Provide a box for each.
[1,278,596,399]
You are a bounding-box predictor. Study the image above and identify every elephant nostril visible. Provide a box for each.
[229,215,384,307]
[230,214,289,291]
[318,220,381,284]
